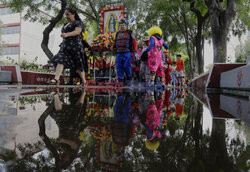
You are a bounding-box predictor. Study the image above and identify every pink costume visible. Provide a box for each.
[148,36,164,77]
[146,104,162,141]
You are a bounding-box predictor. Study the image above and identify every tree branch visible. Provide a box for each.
[181,10,195,40]
[76,7,97,21]
[226,0,237,18]
[204,0,212,7]
[38,103,59,160]
[41,0,67,60]
[215,0,224,12]
[203,11,209,20]
[224,0,237,30]
[167,14,186,38]
[189,0,202,19]
[87,0,98,20]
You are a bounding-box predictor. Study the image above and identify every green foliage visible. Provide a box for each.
[2,0,57,25]
[4,57,52,73]
[19,95,51,106]
[86,19,99,40]
[129,0,153,39]
[236,0,250,30]
[168,37,186,55]
[205,63,213,71]
[194,0,208,17]
[171,52,191,79]
[137,0,210,77]
[0,20,4,55]
[236,55,246,63]
[235,35,250,62]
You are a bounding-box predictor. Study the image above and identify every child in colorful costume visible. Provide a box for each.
[164,50,172,86]
[141,27,169,87]
[176,54,185,86]
[113,19,138,85]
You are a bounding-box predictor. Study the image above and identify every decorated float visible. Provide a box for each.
[87,33,116,82]
[86,3,127,83]
[0,3,128,86]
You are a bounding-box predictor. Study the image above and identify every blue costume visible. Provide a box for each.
[142,123,167,140]
[116,52,132,80]
[112,95,131,145]
[114,95,131,124]
[115,30,137,82]
[145,36,169,53]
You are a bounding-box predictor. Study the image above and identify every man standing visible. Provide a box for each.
[113,19,138,86]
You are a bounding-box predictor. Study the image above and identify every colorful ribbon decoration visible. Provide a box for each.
[113,16,136,24]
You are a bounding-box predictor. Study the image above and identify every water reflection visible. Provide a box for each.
[0,87,249,171]
[38,88,87,170]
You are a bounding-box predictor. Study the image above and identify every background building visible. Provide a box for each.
[0,5,61,65]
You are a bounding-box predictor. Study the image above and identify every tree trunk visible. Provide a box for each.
[183,0,209,75]
[41,0,67,60]
[210,16,228,63]
[195,17,205,74]
[207,0,237,63]
[187,42,195,78]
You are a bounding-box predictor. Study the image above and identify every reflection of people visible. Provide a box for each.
[113,19,138,86]
[162,90,173,125]
[174,89,185,120]
[164,50,172,86]
[38,89,87,170]
[139,92,166,151]
[112,93,132,160]
[50,7,87,86]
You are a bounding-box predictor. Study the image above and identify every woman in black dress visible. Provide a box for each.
[50,7,87,86]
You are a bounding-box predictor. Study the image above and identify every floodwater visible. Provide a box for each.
[0,87,249,172]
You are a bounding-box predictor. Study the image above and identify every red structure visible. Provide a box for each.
[190,63,246,92]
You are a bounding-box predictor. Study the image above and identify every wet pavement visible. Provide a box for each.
[0,87,249,171]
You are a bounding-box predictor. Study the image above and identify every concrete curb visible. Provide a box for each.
[0,71,12,83]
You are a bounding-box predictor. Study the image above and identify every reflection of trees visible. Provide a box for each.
[206,119,250,171]
[5,94,250,171]
[206,119,233,171]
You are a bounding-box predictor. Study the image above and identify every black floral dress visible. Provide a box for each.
[51,20,87,72]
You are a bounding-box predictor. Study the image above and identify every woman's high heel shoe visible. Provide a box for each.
[50,79,60,86]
